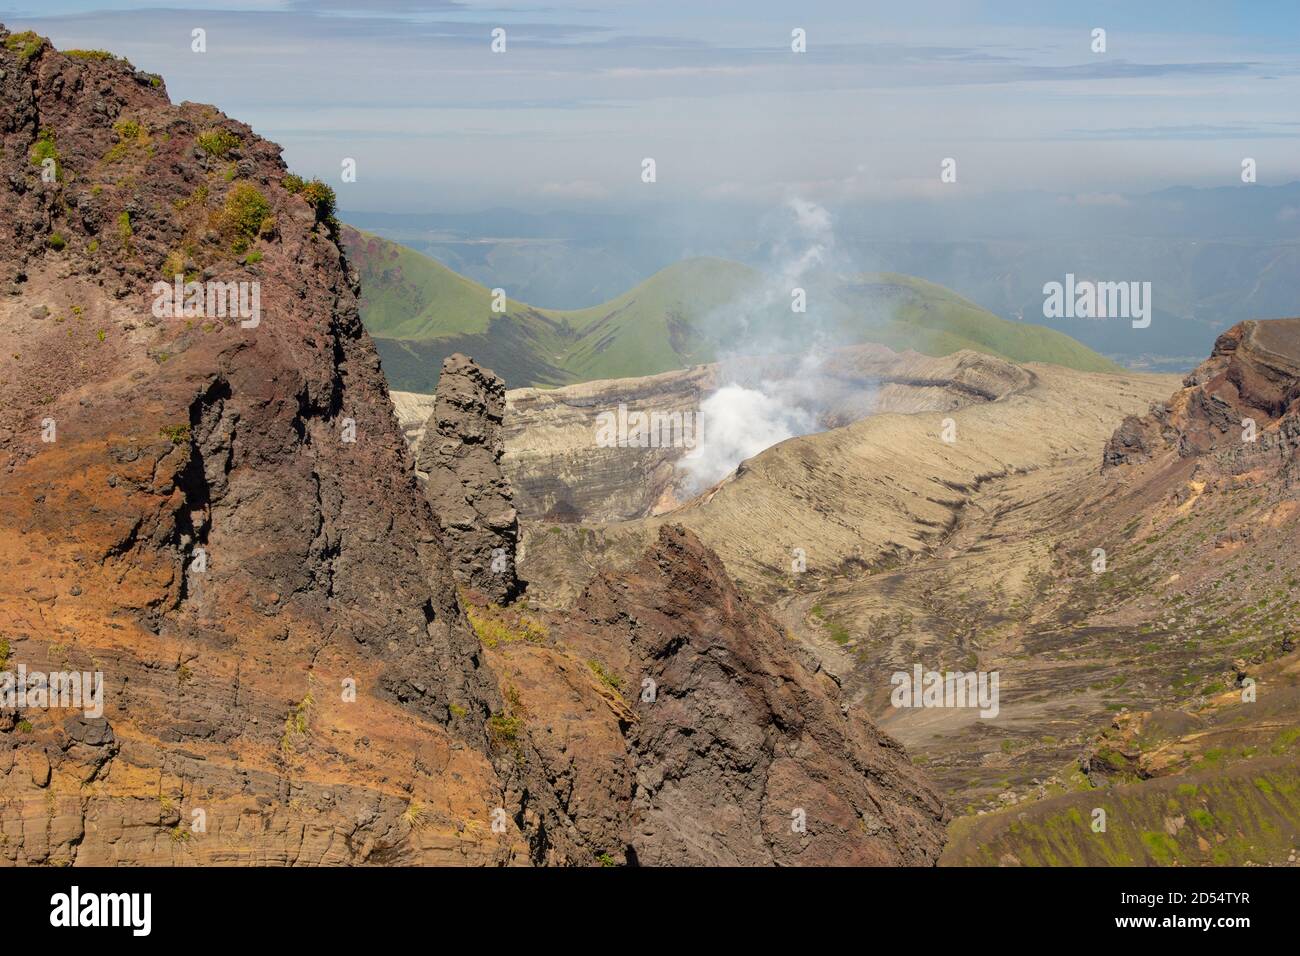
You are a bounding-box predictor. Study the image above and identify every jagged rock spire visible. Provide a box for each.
[418,353,525,603]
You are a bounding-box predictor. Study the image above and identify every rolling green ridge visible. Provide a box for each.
[844,273,1123,376]
[342,227,1121,391]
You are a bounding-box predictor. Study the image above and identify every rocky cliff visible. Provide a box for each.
[570,525,949,864]
[1100,318,1300,580]
[1106,318,1300,473]
[0,28,529,864]
[416,354,523,604]
[473,525,949,865]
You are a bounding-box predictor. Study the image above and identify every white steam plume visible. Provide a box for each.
[678,384,817,491]
[676,197,851,493]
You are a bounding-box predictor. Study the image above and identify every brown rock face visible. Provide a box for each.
[1177,319,1300,463]
[1105,318,1300,478]
[417,354,523,604]
[549,525,949,865]
[1102,405,1171,468]
[0,29,521,865]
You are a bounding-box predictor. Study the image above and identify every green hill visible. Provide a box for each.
[342,227,1120,391]
[840,273,1121,375]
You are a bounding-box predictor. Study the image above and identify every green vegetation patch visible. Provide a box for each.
[487,712,523,750]
[280,691,315,752]
[65,48,121,62]
[159,423,191,445]
[196,128,240,159]
[945,763,1300,867]
[1140,830,1180,865]
[105,118,150,162]
[5,31,45,65]
[220,183,270,254]
[587,658,623,693]
[117,211,133,251]
[284,173,337,222]
[466,604,548,649]
[29,129,61,179]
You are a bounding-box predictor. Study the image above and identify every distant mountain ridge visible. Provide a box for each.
[342,227,1120,391]
[342,185,1300,372]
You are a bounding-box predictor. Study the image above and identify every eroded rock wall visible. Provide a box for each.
[0,30,521,865]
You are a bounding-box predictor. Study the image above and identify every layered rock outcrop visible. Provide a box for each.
[1104,318,1300,477]
[490,525,949,865]
[0,29,522,864]
[416,354,523,604]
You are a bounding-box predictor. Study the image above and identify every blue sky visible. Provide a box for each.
[4,1,1298,211]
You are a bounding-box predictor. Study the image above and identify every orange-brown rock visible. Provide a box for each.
[1106,318,1300,472]
[0,28,526,865]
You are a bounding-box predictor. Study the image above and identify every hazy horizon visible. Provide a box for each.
[8,1,1298,368]
[5,0,1300,213]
